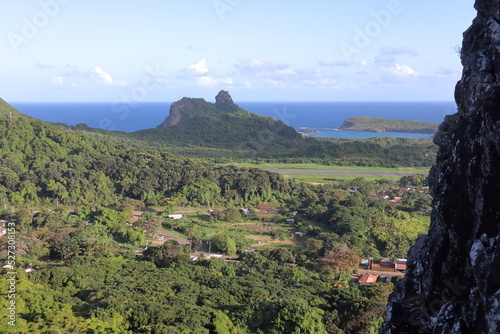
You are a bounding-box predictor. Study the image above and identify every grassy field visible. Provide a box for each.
[223,162,429,183]
[281,173,404,183]
[225,162,431,174]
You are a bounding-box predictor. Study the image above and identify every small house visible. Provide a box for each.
[358,274,378,284]
[286,219,296,224]
[0,228,6,237]
[168,214,183,220]
[369,259,396,272]
[395,259,407,272]
[294,232,306,237]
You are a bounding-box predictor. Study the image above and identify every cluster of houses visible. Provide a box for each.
[360,258,407,273]
[351,258,407,284]
[371,187,430,203]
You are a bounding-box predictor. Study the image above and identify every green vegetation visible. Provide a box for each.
[0,100,434,333]
[53,93,439,168]
[0,98,24,120]
[339,116,439,134]
[71,121,437,167]
[134,112,304,153]
[0,114,303,209]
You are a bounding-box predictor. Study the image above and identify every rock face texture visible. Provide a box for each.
[157,90,242,127]
[381,1,500,333]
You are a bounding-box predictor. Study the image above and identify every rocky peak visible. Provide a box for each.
[157,91,242,128]
[381,1,500,333]
[215,90,233,106]
[215,90,238,113]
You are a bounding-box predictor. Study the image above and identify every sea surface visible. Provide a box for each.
[11,101,457,139]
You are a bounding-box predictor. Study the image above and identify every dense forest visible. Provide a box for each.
[69,116,438,167]
[0,100,432,333]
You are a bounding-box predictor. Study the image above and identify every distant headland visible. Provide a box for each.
[337,116,439,134]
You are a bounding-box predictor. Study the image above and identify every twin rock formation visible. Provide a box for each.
[157,90,242,127]
[381,0,500,333]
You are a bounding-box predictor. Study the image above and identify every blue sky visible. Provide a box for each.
[1,0,476,102]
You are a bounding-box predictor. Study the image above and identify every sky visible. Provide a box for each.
[0,0,477,102]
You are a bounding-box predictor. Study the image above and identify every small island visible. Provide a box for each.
[338,116,439,134]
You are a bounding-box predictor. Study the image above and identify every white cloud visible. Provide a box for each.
[196,76,233,87]
[388,63,418,76]
[91,66,127,86]
[188,59,209,74]
[50,75,64,85]
[91,66,114,85]
[374,57,420,83]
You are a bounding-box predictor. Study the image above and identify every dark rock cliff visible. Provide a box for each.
[157,90,243,127]
[380,1,500,333]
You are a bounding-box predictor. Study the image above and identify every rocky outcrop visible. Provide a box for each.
[380,1,500,333]
[215,90,238,113]
[157,91,243,127]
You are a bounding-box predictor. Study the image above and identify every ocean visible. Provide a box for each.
[11,101,457,139]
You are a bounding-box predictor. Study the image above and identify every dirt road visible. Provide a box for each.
[264,169,428,177]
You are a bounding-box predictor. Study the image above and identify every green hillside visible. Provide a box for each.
[127,115,437,167]
[339,116,439,134]
[0,98,432,333]
[135,112,304,150]
[0,104,299,208]
[66,116,438,168]
[0,98,24,119]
